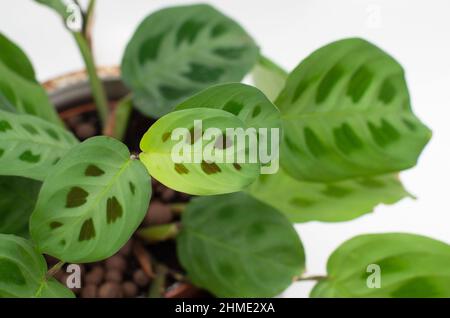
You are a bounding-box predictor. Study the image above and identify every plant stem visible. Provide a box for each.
[73,32,109,126]
[103,93,133,139]
[148,264,168,298]
[137,222,180,244]
[83,0,96,47]
[46,261,65,279]
[295,275,327,282]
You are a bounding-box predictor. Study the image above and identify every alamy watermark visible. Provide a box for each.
[170,120,280,174]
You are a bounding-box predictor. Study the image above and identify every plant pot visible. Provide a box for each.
[42,67,209,298]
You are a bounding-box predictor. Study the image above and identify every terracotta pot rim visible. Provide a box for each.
[42,65,121,94]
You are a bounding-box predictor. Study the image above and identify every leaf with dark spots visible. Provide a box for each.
[0,149,4,158]
[183,63,224,83]
[0,120,12,132]
[106,197,123,224]
[138,32,165,65]
[223,100,244,116]
[233,163,242,171]
[289,197,315,208]
[252,106,261,118]
[121,4,259,118]
[85,164,105,177]
[176,19,205,46]
[162,132,171,142]
[347,65,374,103]
[49,221,63,230]
[45,128,60,140]
[378,78,396,104]
[66,186,88,208]
[19,150,40,163]
[333,123,363,154]
[159,85,191,101]
[304,128,326,157]
[316,63,344,104]
[22,124,39,135]
[129,182,136,195]
[201,161,221,175]
[322,185,351,198]
[174,163,189,175]
[79,218,96,241]
[214,47,246,60]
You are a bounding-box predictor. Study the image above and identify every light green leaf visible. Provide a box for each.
[277,38,431,182]
[140,108,260,195]
[0,177,41,237]
[30,136,151,263]
[175,83,281,131]
[0,32,62,125]
[252,55,288,102]
[247,168,409,223]
[121,4,259,117]
[0,234,74,298]
[311,233,450,298]
[0,109,78,180]
[177,193,305,297]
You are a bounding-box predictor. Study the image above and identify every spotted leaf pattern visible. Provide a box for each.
[121,4,259,117]
[247,168,409,223]
[140,108,260,195]
[175,83,281,131]
[312,233,450,297]
[0,32,62,125]
[0,234,74,298]
[30,137,151,263]
[277,38,431,182]
[177,193,305,297]
[0,109,78,180]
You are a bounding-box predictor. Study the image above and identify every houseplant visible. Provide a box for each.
[0,1,444,298]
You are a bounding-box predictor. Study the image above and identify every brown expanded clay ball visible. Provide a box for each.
[98,282,124,298]
[123,281,138,298]
[133,269,150,287]
[145,200,173,225]
[105,270,123,283]
[105,255,127,272]
[75,123,96,139]
[81,285,98,298]
[160,188,175,202]
[84,265,104,285]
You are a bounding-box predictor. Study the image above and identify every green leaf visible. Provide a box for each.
[30,136,151,263]
[247,168,409,222]
[252,55,288,102]
[140,108,260,195]
[0,177,41,237]
[277,38,431,182]
[121,4,259,117]
[0,109,78,180]
[177,192,305,297]
[0,33,36,82]
[175,83,281,131]
[0,234,74,298]
[34,0,76,21]
[311,233,450,298]
[0,32,62,125]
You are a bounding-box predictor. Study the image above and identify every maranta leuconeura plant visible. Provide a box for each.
[0,1,442,298]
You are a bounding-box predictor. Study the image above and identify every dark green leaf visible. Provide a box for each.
[0,32,62,125]
[30,136,151,263]
[0,109,78,180]
[121,4,259,117]
[177,193,305,297]
[277,38,431,182]
[0,177,41,237]
[0,234,74,298]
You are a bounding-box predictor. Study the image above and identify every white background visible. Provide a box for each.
[1,0,449,297]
